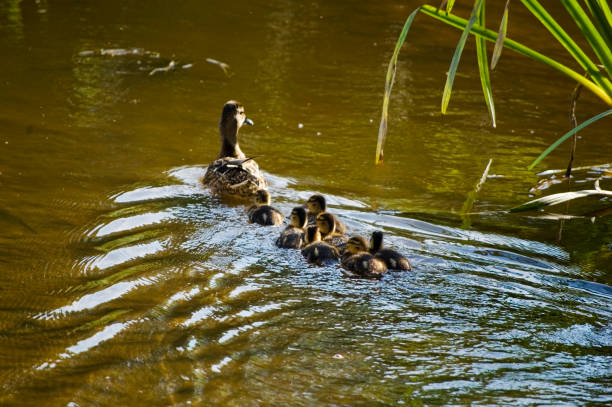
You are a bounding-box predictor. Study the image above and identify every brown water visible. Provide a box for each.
[1,1,611,405]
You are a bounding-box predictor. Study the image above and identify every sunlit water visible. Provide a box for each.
[3,166,610,406]
[1,1,611,405]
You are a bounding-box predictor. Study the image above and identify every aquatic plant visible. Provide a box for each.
[376,0,612,174]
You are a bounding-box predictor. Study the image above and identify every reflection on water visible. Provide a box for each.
[1,0,611,405]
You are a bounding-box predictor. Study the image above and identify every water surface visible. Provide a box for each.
[1,1,611,405]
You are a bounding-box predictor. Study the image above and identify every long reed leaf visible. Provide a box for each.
[597,0,612,24]
[521,0,612,97]
[586,0,612,42]
[375,7,421,164]
[377,3,612,163]
[561,0,612,82]
[529,109,612,169]
[475,2,496,127]
[491,0,510,70]
[446,0,456,13]
[442,0,484,115]
[584,0,612,50]
[510,189,612,212]
[438,0,456,14]
[419,5,612,106]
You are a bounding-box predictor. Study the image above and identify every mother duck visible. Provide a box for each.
[202,101,266,197]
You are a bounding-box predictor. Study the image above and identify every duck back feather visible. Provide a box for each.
[203,157,266,198]
[276,226,305,249]
[342,252,387,278]
[301,242,340,265]
[248,204,284,226]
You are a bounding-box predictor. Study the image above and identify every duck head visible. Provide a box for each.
[290,207,307,229]
[305,194,326,214]
[218,100,254,159]
[345,236,369,255]
[254,189,271,206]
[370,231,383,253]
[304,225,321,245]
[315,212,335,237]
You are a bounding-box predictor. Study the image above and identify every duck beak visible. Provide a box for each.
[245,118,254,126]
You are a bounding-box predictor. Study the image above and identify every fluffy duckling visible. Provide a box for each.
[202,101,266,198]
[276,207,307,249]
[315,212,347,253]
[247,190,284,226]
[305,194,346,234]
[369,231,411,271]
[341,236,387,278]
[301,225,340,265]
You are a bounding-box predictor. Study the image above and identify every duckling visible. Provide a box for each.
[305,194,346,234]
[247,190,284,226]
[301,225,340,265]
[369,231,411,271]
[202,101,266,198]
[315,212,347,253]
[276,207,307,249]
[341,236,387,278]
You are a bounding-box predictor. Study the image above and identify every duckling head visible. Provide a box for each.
[254,189,271,206]
[306,194,326,214]
[304,225,321,245]
[290,207,307,228]
[315,212,336,236]
[218,100,254,158]
[346,236,369,255]
[370,231,384,252]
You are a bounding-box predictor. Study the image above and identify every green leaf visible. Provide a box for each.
[419,5,612,106]
[529,109,612,169]
[442,0,484,115]
[475,1,496,127]
[491,0,510,70]
[377,3,612,164]
[375,7,421,164]
[446,0,456,13]
[597,0,612,25]
[510,189,612,212]
[521,0,612,98]
[561,0,612,84]
[584,0,612,51]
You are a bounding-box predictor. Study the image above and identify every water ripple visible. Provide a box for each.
[90,212,174,237]
[79,240,168,273]
[7,165,611,406]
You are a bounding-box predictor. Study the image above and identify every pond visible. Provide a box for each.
[0,0,610,405]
